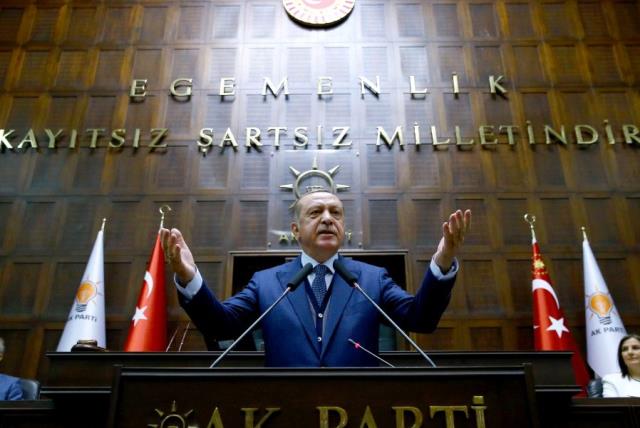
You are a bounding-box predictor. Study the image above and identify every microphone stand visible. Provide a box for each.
[348,338,395,367]
[351,281,437,367]
[333,259,437,367]
[209,263,313,368]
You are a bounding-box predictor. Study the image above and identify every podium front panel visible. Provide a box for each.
[108,366,538,428]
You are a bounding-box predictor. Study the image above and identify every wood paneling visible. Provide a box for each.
[0,0,639,379]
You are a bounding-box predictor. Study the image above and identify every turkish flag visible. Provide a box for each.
[124,234,167,351]
[531,239,589,396]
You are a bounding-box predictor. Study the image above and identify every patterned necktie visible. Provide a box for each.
[311,264,330,306]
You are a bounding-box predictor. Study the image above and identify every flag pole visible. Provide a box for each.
[581,226,588,241]
[524,213,536,241]
[101,217,106,232]
[159,205,172,231]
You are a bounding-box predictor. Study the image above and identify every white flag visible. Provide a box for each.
[583,234,626,378]
[56,226,106,351]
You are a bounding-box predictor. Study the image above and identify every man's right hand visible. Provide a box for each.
[160,228,196,285]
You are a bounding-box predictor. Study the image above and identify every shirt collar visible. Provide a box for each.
[301,251,338,274]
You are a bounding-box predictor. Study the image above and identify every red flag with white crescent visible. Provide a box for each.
[124,234,167,351]
[531,239,589,395]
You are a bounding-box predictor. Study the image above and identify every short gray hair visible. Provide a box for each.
[0,337,4,354]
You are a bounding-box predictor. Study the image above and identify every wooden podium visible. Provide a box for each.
[1,351,607,428]
[107,366,538,428]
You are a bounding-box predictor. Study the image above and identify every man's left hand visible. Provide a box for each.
[433,209,472,272]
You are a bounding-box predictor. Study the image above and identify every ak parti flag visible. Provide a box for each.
[57,224,106,351]
[531,237,590,395]
[583,232,626,378]
[124,233,167,351]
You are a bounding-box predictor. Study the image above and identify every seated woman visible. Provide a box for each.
[603,333,640,397]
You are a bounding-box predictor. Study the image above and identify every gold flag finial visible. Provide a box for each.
[581,226,588,241]
[159,205,172,230]
[101,218,107,232]
[524,213,537,241]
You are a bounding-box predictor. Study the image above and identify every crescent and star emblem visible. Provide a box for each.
[144,271,154,299]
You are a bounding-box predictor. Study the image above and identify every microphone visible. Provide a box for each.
[178,321,191,352]
[209,263,313,368]
[348,338,395,367]
[286,263,313,290]
[165,325,180,351]
[333,259,437,368]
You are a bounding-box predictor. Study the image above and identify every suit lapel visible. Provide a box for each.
[277,256,319,357]
[321,256,357,358]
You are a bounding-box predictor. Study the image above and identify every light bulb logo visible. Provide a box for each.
[587,292,613,325]
[75,281,97,313]
[148,401,196,428]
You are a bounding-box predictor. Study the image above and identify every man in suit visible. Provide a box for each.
[0,338,23,400]
[161,191,471,367]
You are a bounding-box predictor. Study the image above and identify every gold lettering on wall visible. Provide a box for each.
[130,79,148,99]
[246,127,263,149]
[622,124,640,144]
[294,127,309,147]
[268,127,287,147]
[18,129,38,149]
[489,75,507,96]
[499,125,518,145]
[575,125,598,145]
[377,126,404,148]
[170,78,193,99]
[451,72,460,97]
[317,77,333,95]
[332,127,351,147]
[262,77,289,97]
[125,74,519,99]
[603,120,615,144]
[45,129,63,148]
[220,128,239,150]
[359,76,380,96]
[1,121,638,155]
[455,126,474,147]
[544,125,567,145]
[409,76,428,96]
[431,126,451,148]
[479,125,497,146]
[219,78,236,96]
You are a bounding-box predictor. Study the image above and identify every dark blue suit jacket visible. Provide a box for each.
[0,374,23,401]
[180,256,455,367]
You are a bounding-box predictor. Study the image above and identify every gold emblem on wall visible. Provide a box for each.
[283,0,355,27]
[280,156,350,201]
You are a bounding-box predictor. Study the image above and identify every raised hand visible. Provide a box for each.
[160,227,196,284]
[433,209,472,272]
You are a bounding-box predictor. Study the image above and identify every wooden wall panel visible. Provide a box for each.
[396,4,425,38]
[469,326,503,350]
[0,0,638,379]
[461,259,500,314]
[506,259,533,315]
[0,262,43,316]
[367,199,400,248]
